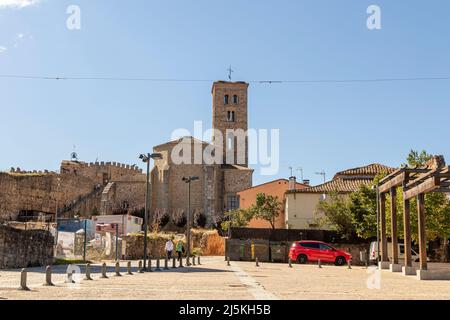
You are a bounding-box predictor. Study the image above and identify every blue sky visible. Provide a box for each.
[0,0,449,186]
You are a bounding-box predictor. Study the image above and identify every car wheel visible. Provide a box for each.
[297,254,308,264]
[335,256,346,266]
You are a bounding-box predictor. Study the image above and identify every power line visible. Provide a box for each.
[0,74,450,84]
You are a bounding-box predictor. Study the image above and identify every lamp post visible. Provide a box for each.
[139,152,163,271]
[373,184,380,265]
[182,176,199,265]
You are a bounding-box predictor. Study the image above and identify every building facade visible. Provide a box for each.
[150,81,253,226]
[285,164,395,229]
[238,178,308,229]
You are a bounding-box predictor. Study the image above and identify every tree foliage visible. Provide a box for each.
[221,208,254,232]
[251,193,282,229]
[316,149,450,242]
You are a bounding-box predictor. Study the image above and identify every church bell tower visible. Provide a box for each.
[211,81,249,167]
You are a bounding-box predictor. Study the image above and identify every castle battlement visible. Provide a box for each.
[60,160,143,176]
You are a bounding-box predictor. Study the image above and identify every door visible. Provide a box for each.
[301,242,321,261]
[319,243,336,262]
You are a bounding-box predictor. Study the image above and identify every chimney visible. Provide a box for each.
[302,179,310,186]
[288,176,297,191]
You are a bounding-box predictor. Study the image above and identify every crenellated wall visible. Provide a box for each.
[0,160,146,221]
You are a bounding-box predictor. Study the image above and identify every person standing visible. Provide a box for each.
[176,240,184,262]
[165,237,174,259]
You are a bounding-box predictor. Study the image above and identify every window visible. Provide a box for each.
[224,95,229,105]
[227,111,235,122]
[233,95,238,104]
[300,243,320,249]
[227,195,239,210]
[319,244,333,251]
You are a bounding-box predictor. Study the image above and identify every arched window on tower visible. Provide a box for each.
[227,111,235,122]
[233,95,238,104]
[224,95,229,105]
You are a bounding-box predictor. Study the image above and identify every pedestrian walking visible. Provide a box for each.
[176,240,184,262]
[165,237,174,259]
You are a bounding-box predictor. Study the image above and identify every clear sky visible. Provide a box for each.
[1,0,449,186]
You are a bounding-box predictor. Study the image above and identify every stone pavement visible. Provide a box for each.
[1,257,450,300]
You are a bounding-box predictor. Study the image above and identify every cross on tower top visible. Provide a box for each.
[227,66,234,81]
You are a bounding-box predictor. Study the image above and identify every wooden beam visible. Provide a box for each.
[417,193,427,270]
[390,187,399,265]
[380,193,389,263]
[404,175,440,200]
[402,173,412,268]
[379,172,405,193]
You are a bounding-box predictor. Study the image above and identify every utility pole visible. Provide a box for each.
[182,176,199,266]
[139,152,163,271]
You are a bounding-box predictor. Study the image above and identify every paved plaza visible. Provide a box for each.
[1,256,450,300]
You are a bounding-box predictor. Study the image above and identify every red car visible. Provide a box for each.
[288,240,352,266]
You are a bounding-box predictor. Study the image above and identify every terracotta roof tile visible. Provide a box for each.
[334,163,395,179]
[292,177,374,194]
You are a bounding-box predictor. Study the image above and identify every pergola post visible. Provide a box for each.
[402,173,413,272]
[417,193,427,271]
[380,192,389,265]
[389,187,400,270]
[403,198,412,267]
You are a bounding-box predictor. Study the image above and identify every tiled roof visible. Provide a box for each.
[289,163,396,194]
[334,163,395,179]
[291,177,374,194]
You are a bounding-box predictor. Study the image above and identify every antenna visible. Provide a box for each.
[227,66,234,81]
[315,170,326,183]
[296,167,304,182]
[289,166,293,177]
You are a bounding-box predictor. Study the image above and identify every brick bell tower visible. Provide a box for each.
[211,81,249,167]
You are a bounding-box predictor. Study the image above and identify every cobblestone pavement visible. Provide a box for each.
[1,257,450,300]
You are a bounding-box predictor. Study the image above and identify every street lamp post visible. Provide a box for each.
[139,152,163,271]
[182,176,199,266]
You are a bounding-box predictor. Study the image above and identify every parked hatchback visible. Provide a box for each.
[289,240,352,266]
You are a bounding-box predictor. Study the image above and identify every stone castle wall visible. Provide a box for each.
[0,225,54,269]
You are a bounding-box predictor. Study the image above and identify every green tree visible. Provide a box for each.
[251,193,282,229]
[221,208,254,232]
[316,192,354,240]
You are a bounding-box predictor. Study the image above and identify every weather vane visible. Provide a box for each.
[227,66,234,81]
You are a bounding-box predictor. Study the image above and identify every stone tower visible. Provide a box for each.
[211,81,249,167]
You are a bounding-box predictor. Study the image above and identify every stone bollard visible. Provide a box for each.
[198,256,201,265]
[127,261,133,275]
[148,258,153,272]
[348,259,352,269]
[44,265,54,286]
[192,256,196,266]
[84,263,93,281]
[164,257,169,270]
[115,262,122,276]
[288,258,292,268]
[227,256,231,266]
[138,260,143,273]
[179,257,184,268]
[156,258,161,271]
[20,268,30,291]
[101,263,108,278]
[66,270,75,284]
[256,257,259,267]
[318,259,322,268]
[186,256,191,266]
[172,257,177,268]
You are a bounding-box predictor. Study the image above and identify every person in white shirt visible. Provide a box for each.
[165,237,174,259]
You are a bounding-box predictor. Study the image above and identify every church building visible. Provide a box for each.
[150,81,253,226]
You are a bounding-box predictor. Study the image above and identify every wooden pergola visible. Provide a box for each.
[377,156,450,274]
